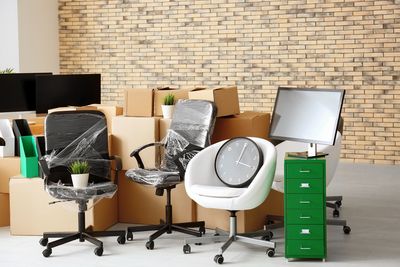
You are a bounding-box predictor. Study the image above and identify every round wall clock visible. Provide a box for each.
[215,137,263,188]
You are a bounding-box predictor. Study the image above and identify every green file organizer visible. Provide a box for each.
[284,154,326,261]
[19,136,39,178]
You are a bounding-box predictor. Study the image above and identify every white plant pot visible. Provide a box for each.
[161,105,174,119]
[71,173,89,188]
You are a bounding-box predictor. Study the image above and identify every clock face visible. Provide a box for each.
[215,137,263,188]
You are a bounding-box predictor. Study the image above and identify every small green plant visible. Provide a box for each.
[69,160,90,174]
[0,68,14,74]
[163,93,175,105]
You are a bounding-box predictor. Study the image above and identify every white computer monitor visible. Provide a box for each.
[269,87,345,158]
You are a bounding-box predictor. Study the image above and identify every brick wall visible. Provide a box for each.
[59,0,400,164]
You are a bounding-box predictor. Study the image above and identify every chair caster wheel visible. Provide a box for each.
[214,254,224,264]
[183,244,191,254]
[94,246,103,256]
[39,237,48,246]
[335,200,342,208]
[262,231,273,241]
[214,233,220,236]
[266,219,274,225]
[126,232,133,241]
[266,248,275,257]
[333,209,340,217]
[117,235,126,245]
[146,240,154,250]
[42,248,52,257]
[343,226,351,234]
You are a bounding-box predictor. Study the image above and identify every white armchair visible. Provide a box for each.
[183,137,277,264]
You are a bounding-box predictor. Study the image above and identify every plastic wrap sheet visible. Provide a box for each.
[169,99,216,148]
[125,168,180,187]
[46,181,117,201]
[43,111,111,181]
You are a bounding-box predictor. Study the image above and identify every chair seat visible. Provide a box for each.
[191,184,246,198]
[125,168,181,187]
[47,182,117,201]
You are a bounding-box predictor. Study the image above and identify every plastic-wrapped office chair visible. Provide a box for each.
[38,111,126,257]
[265,130,351,235]
[125,99,217,250]
[183,138,277,264]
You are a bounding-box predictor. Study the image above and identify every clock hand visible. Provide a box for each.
[236,143,248,165]
[237,161,251,168]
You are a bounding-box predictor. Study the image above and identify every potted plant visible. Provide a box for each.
[161,93,175,119]
[0,68,14,74]
[69,160,90,188]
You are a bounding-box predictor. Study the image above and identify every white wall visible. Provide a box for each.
[0,0,59,73]
[18,0,59,73]
[0,0,20,71]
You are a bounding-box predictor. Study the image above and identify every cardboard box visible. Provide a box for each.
[111,116,159,170]
[28,122,44,136]
[159,118,172,141]
[117,171,195,224]
[188,86,240,117]
[0,119,15,157]
[211,112,271,143]
[9,176,118,235]
[0,157,20,193]
[196,189,284,232]
[0,193,10,227]
[158,118,171,158]
[124,89,154,117]
[154,87,192,117]
[90,104,123,130]
[47,105,97,114]
[19,136,39,178]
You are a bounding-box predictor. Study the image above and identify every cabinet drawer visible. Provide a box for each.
[286,225,324,240]
[286,163,323,179]
[286,209,324,224]
[286,194,323,209]
[286,239,325,257]
[286,179,323,194]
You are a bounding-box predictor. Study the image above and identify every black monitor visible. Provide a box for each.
[35,74,101,114]
[0,73,51,113]
[269,87,345,158]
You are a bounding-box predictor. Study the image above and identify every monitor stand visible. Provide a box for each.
[288,143,328,159]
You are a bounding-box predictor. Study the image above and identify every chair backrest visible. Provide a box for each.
[162,99,217,172]
[43,110,110,185]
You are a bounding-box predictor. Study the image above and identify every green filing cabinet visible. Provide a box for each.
[284,154,326,261]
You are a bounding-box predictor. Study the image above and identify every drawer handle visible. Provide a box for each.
[299,170,310,173]
[299,201,311,204]
[300,183,310,188]
[299,216,311,219]
[301,229,310,234]
[300,247,311,250]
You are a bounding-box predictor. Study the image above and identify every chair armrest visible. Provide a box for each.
[130,142,164,169]
[109,155,122,171]
[172,144,203,178]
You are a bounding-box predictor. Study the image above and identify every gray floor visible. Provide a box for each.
[0,162,399,267]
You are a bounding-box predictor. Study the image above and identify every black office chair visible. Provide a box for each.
[125,99,217,250]
[38,111,126,257]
